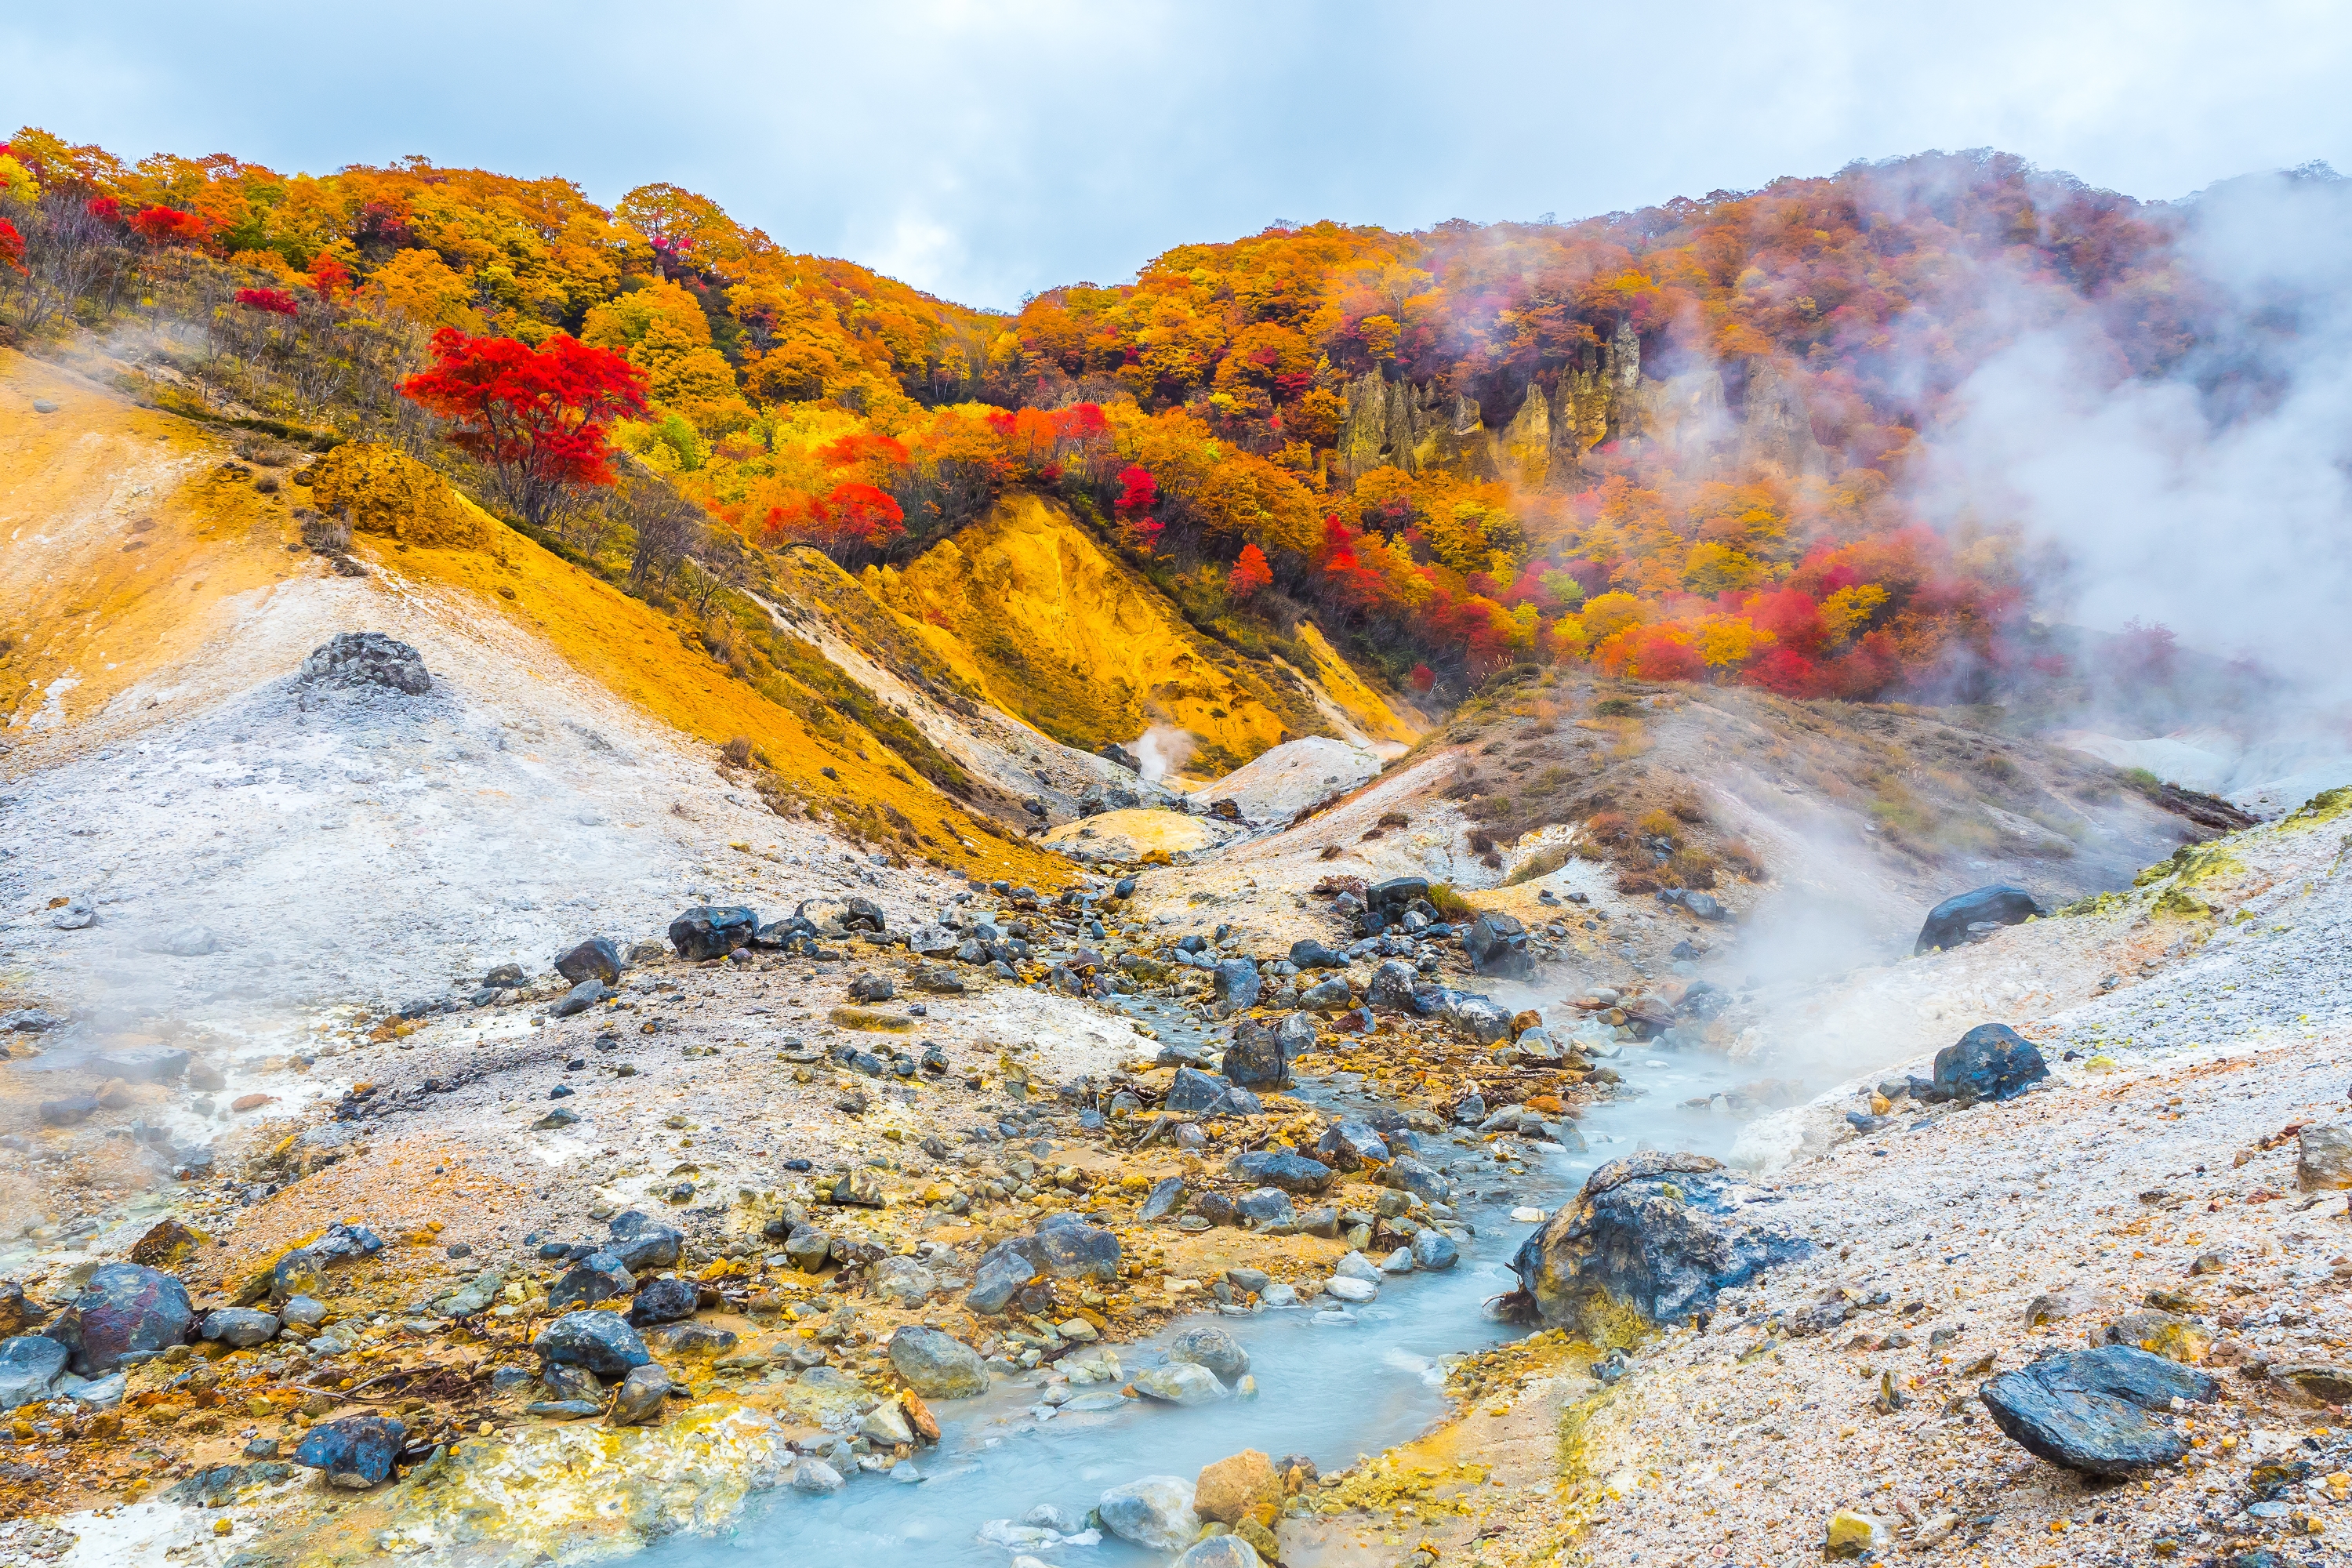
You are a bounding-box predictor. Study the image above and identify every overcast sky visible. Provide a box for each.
[6,1,2347,310]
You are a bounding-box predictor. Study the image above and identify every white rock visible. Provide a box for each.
[1325,1276,1378,1303]
[1511,1206,1546,1222]
[1098,1475,1200,1551]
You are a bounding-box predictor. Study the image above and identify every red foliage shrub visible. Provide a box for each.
[0,219,21,275]
[234,287,299,318]
[127,205,211,249]
[401,328,648,528]
[1229,543,1272,598]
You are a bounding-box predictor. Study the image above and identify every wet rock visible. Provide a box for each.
[281,1296,327,1327]
[1411,1229,1461,1270]
[533,1311,651,1380]
[888,1326,989,1399]
[1451,1092,1487,1126]
[1235,1189,1295,1230]
[295,1414,408,1489]
[627,1276,699,1327]
[1379,1247,1415,1274]
[549,1251,636,1311]
[782,1229,833,1272]
[1165,1324,1250,1381]
[668,906,759,960]
[1166,1065,1232,1115]
[45,1264,194,1375]
[1915,884,2049,953]
[1382,1156,1452,1206]
[1033,1216,1122,1280]
[1926,1023,2048,1105]
[201,1308,279,1348]
[1139,1177,1187,1222]
[869,1256,938,1306]
[1227,1151,1332,1194]
[542,1363,602,1403]
[2297,1124,2352,1191]
[1099,1475,1200,1551]
[1435,990,1513,1044]
[1367,958,1420,1009]
[1325,1276,1377,1304]
[0,1334,68,1410]
[608,1363,672,1426]
[793,1457,846,1493]
[1979,1345,2217,1475]
[1174,1538,1263,1568]
[550,978,608,1018]
[858,1401,914,1446]
[1134,1361,1229,1405]
[1510,1152,1808,1343]
[1223,1017,1290,1089]
[1289,938,1346,970]
[1214,958,1261,1011]
[966,1247,1038,1314]
[555,938,622,986]
[608,1212,685,1272]
[38,1092,99,1128]
[1315,1120,1389,1171]
[2269,1363,2352,1403]
[301,632,430,695]
[1194,1445,1281,1526]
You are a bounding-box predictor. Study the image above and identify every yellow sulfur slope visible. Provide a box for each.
[865,492,1330,774]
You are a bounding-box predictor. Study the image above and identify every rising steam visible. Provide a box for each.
[1132,724,1196,785]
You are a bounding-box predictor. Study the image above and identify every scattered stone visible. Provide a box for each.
[45,1264,194,1375]
[1225,1150,1332,1194]
[2269,1363,2352,1404]
[1098,1475,1202,1551]
[299,632,430,695]
[1824,1509,1890,1559]
[1133,1362,1229,1404]
[1234,1189,1294,1230]
[2297,1124,2352,1191]
[1915,884,2049,952]
[1927,1023,2049,1105]
[848,972,896,1003]
[1297,976,1353,1011]
[38,1093,99,1127]
[1139,1176,1187,1222]
[0,1334,68,1410]
[1510,1152,1808,1341]
[870,1256,938,1306]
[858,1400,915,1446]
[1382,1156,1453,1206]
[626,1276,698,1327]
[292,1414,406,1488]
[1411,1229,1460,1270]
[607,1363,672,1426]
[1314,1120,1388,1171]
[554,938,622,986]
[532,1311,651,1380]
[1164,1324,1250,1381]
[1214,958,1261,1011]
[1464,912,1533,978]
[200,1308,278,1348]
[889,1326,989,1399]
[550,978,608,1018]
[1164,1065,1231,1114]
[548,1251,636,1311]
[608,1211,685,1271]
[281,1296,328,1328]
[668,905,758,960]
[1978,1345,2218,1475]
[1194,1445,1281,1523]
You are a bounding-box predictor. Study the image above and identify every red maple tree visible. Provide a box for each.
[234,287,299,318]
[401,328,649,528]
[1229,542,1272,598]
[0,219,22,276]
[126,205,211,249]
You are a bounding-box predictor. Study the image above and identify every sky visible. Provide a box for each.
[6,1,2350,310]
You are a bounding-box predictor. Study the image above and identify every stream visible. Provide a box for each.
[644,993,1774,1567]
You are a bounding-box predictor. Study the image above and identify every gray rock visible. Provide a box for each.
[142,925,223,958]
[792,1458,846,1493]
[550,978,608,1018]
[783,1229,833,1273]
[1380,1247,1416,1274]
[1222,1017,1290,1089]
[608,1212,684,1272]
[1436,990,1513,1044]
[626,1276,698,1326]
[0,1007,64,1033]
[858,1401,914,1446]
[1411,1229,1461,1270]
[1139,1176,1187,1222]
[541,1363,602,1403]
[1510,1152,1808,1341]
[608,1363,673,1426]
[1367,958,1420,1009]
[1927,1023,2048,1105]
[1979,1345,2217,1475]
[293,1414,406,1487]
[1382,1156,1452,1206]
[1367,877,1429,913]
[38,1093,99,1127]
[644,1322,736,1357]
[300,632,430,695]
[1164,1324,1250,1381]
[281,1296,327,1327]
[1214,958,1261,1011]
[201,1308,279,1348]
[1297,976,1352,1011]
[1289,938,1346,970]
[1225,1151,1332,1194]
[532,1311,650,1379]
[1334,1250,1384,1283]
[1033,1218,1121,1280]
[965,1247,1037,1315]
[555,938,622,986]
[548,1251,635,1311]
[1100,1475,1201,1551]
[1175,1536,1265,1568]
[0,1334,68,1410]
[2299,1124,2352,1192]
[869,1256,938,1306]
[1916,884,2047,953]
[1464,913,1533,978]
[1235,1188,1295,1230]
[848,972,896,1003]
[888,1326,988,1398]
[667,906,759,960]
[45,1264,194,1375]
[1164,1065,1230,1114]
[1133,1361,1228,1405]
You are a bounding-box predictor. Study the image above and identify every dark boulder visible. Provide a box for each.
[1298,976,1353,1011]
[608,1211,684,1272]
[1227,1151,1332,1194]
[1367,877,1429,913]
[95,1047,191,1083]
[966,1241,1042,1315]
[1139,1176,1187,1222]
[1464,913,1534,978]
[1033,1215,1122,1280]
[1223,1016,1292,1090]
[1979,1345,2217,1475]
[1383,1155,1453,1206]
[300,632,430,696]
[293,1414,406,1488]
[1916,885,2049,954]
[1509,1152,1809,1345]
[848,972,896,1003]
[1435,990,1513,1044]
[547,1251,635,1311]
[554,938,621,986]
[1214,958,1261,1011]
[1164,1065,1231,1114]
[667,906,759,960]
[1236,1189,1295,1229]
[43,1263,194,1375]
[1927,1023,2049,1105]
[550,978,608,1018]
[1314,1120,1389,1171]
[842,897,887,933]
[1367,959,1419,1010]
[1289,938,1346,971]
[532,1311,650,1379]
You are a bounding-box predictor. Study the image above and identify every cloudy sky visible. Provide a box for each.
[6,1,2347,310]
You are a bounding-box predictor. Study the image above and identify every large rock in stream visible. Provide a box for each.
[1508,1152,1808,1344]
[1978,1345,2217,1475]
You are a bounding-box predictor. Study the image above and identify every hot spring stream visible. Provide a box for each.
[640,996,1776,1568]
